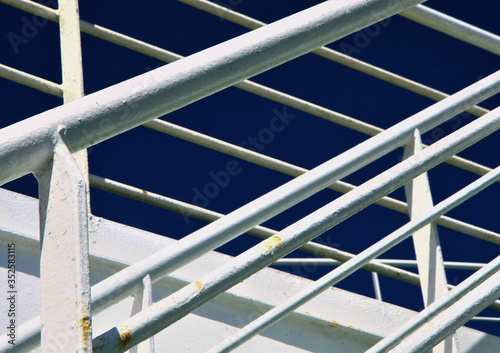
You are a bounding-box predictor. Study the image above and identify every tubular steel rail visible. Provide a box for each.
[0,0,499,352]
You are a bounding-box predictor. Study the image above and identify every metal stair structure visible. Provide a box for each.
[0,1,499,352]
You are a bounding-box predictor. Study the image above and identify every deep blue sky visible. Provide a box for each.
[1,0,499,337]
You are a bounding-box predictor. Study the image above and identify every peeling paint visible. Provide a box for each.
[118,325,132,351]
[78,315,92,346]
[328,320,339,328]
[194,280,204,294]
[264,235,283,254]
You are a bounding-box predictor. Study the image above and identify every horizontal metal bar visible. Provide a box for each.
[0,63,63,97]
[145,118,500,244]
[273,258,487,270]
[469,316,500,322]
[373,259,500,353]
[1,0,495,182]
[179,0,489,117]
[208,156,500,353]
[400,5,500,56]
[93,103,500,353]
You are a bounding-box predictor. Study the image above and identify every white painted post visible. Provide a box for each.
[59,0,89,194]
[37,133,92,352]
[403,129,458,353]
[130,275,155,353]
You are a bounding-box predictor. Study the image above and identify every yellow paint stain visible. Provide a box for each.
[78,315,92,345]
[194,280,204,294]
[328,320,339,328]
[264,236,283,253]
[119,325,132,351]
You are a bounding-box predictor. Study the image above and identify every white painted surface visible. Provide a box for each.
[1,188,499,352]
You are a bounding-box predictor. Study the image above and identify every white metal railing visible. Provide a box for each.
[0,0,499,352]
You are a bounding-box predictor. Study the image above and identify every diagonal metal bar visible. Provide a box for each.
[368,255,500,353]
[207,159,500,353]
[400,5,500,56]
[0,63,63,96]
[91,104,500,353]
[144,118,500,244]
[392,270,500,352]
[391,269,500,352]
[88,173,500,312]
[36,131,92,352]
[178,0,489,117]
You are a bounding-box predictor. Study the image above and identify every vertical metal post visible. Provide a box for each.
[371,272,382,301]
[403,129,457,353]
[37,132,92,352]
[130,275,155,353]
[59,0,89,189]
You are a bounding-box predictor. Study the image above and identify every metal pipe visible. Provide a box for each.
[469,317,500,322]
[208,160,500,353]
[0,0,59,22]
[0,0,428,186]
[92,105,500,352]
[0,63,63,97]
[371,258,500,353]
[179,0,489,117]
[400,5,500,56]
[273,258,487,270]
[145,119,500,244]
[372,272,383,301]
